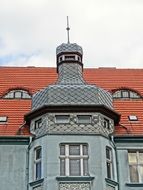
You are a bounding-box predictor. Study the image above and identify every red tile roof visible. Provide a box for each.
[0,66,143,136]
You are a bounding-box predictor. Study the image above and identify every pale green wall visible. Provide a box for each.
[0,144,28,190]
[29,134,118,190]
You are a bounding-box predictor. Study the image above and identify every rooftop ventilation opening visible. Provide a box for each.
[0,116,8,123]
[128,115,138,121]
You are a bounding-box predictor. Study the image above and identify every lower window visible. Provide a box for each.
[60,144,89,176]
[34,147,42,180]
[128,151,143,183]
[106,147,113,179]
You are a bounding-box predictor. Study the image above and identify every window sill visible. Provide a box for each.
[56,176,94,182]
[105,178,118,186]
[29,178,44,187]
[126,183,143,187]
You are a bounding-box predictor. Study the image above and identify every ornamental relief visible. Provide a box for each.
[59,182,90,190]
[30,113,114,137]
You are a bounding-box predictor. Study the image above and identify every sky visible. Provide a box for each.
[0,0,143,68]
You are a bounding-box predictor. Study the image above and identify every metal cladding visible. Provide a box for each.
[56,43,83,55]
[32,84,113,110]
[32,43,113,110]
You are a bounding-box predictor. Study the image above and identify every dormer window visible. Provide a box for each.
[113,89,141,99]
[3,89,31,99]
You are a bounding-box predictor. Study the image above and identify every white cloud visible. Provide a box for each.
[0,0,143,68]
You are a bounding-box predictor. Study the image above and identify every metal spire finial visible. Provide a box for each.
[66,16,70,44]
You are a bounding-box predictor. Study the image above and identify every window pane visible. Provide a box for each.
[65,55,75,60]
[113,91,121,98]
[69,145,80,155]
[122,90,129,98]
[128,153,137,164]
[60,159,65,176]
[5,92,14,98]
[36,162,41,179]
[55,115,69,124]
[130,91,140,98]
[22,91,31,99]
[36,148,41,160]
[60,145,65,155]
[129,165,139,182]
[106,148,111,160]
[35,119,42,130]
[83,159,88,176]
[69,159,80,176]
[139,152,143,163]
[107,162,111,179]
[139,165,143,182]
[83,145,88,155]
[128,115,138,121]
[14,91,22,98]
[77,115,91,124]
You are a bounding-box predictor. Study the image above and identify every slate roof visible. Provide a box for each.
[56,43,83,55]
[0,66,143,136]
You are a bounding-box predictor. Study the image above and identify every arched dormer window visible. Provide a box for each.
[113,89,141,99]
[3,89,31,99]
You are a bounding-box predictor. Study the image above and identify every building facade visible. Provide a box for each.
[0,41,143,190]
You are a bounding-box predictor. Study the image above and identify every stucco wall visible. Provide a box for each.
[0,144,28,190]
[29,134,118,190]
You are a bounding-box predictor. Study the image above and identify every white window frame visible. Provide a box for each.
[128,150,143,183]
[106,147,113,179]
[4,90,31,99]
[34,147,42,180]
[113,90,141,99]
[60,144,89,176]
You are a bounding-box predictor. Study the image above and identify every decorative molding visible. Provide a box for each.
[105,178,118,186]
[29,178,44,187]
[56,176,94,182]
[0,136,30,145]
[31,113,114,138]
[126,183,143,187]
[114,136,143,143]
[59,182,90,190]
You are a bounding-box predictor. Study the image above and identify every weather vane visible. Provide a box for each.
[66,16,70,44]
